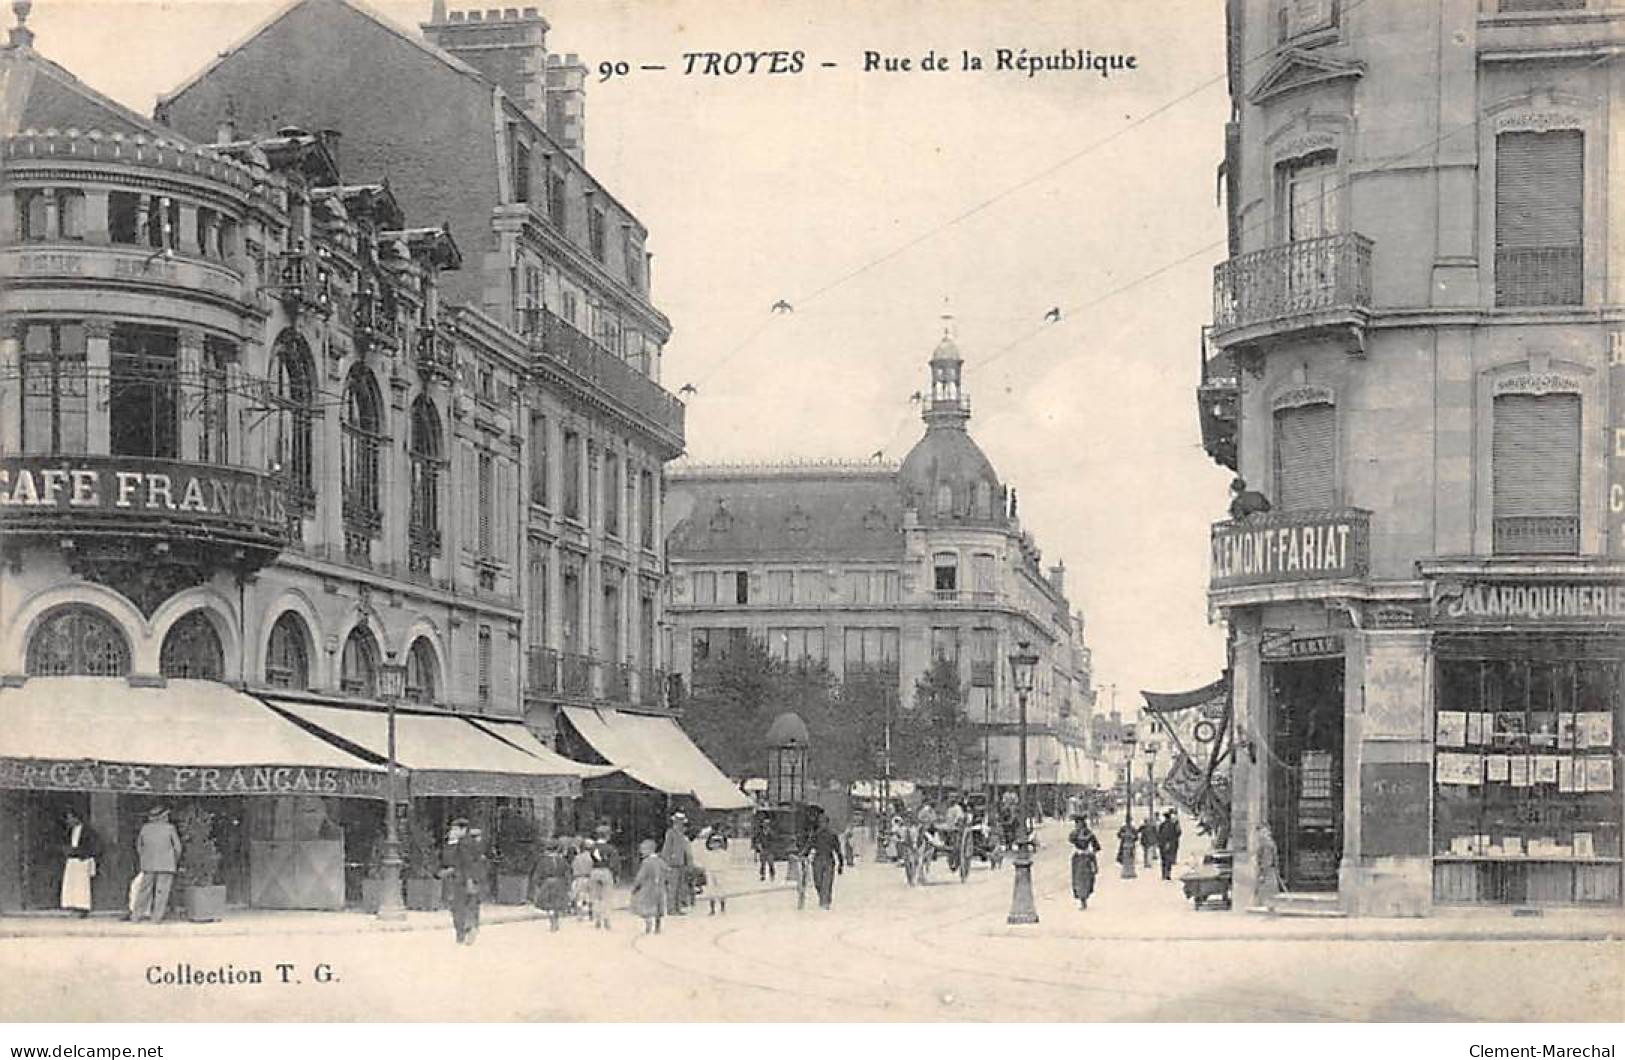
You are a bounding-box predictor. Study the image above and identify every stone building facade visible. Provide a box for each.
[1202,0,1623,914]
[667,333,1099,803]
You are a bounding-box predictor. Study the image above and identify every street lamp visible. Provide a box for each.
[1144,738,1160,823]
[375,656,408,921]
[1006,641,1040,926]
[1121,722,1137,880]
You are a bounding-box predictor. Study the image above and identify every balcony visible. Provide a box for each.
[414,326,456,383]
[266,250,332,316]
[1211,233,1372,352]
[634,667,668,710]
[353,292,403,352]
[1493,515,1579,555]
[522,308,685,442]
[604,662,631,701]
[525,646,560,695]
[561,651,595,698]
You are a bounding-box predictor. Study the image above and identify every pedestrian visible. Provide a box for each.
[694,827,733,915]
[660,812,693,915]
[1253,825,1282,904]
[569,836,594,919]
[1157,809,1183,881]
[1068,815,1101,910]
[753,811,777,881]
[60,809,99,918]
[589,829,618,930]
[440,817,487,945]
[630,838,669,934]
[131,806,182,922]
[1138,817,1158,868]
[1115,819,1138,879]
[841,824,857,867]
[532,838,571,931]
[805,812,844,910]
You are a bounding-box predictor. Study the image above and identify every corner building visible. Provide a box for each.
[1203,0,1623,915]
[667,334,1099,803]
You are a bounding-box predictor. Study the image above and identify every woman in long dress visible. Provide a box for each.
[60,809,98,917]
[630,839,669,934]
[1068,817,1101,910]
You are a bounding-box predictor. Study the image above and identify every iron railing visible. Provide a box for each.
[414,326,456,381]
[561,651,595,697]
[1212,233,1372,336]
[1493,515,1579,555]
[525,646,560,695]
[266,251,331,315]
[604,662,631,701]
[520,307,685,439]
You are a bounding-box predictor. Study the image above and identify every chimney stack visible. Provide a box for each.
[545,52,587,162]
[422,4,552,131]
[1048,561,1066,596]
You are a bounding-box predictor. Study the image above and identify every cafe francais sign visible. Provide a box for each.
[0,757,384,799]
[1211,508,1371,591]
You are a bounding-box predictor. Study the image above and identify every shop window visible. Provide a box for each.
[1492,393,1580,554]
[1272,401,1336,509]
[341,365,384,551]
[199,337,233,465]
[108,324,178,459]
[160,611,224,681]
[265,612,311,689]
[269,330,315,512]
[20,321,88,455]
[26,606,130,677]
[405,637,438,705]
[1433,645,1622,905]
[1495,130,1582,307]
[340,626,380,697]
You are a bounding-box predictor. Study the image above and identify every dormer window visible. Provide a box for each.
[935,483,953,516]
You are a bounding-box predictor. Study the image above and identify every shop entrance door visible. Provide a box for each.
[20,791,91,910]
[1268,658,1345,892]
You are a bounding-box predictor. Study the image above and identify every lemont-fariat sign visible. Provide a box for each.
[1210,509,1370,591]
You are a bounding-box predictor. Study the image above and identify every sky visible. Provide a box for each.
[24,0,1234,716]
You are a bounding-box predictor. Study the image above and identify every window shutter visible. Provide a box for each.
[458,441,477,555]
[1273,403,1336,509]
[1495,131,1582,306]
[498,458,516,565]
[1493,393,1580,518]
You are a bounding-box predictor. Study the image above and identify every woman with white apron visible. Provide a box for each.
[60,809,99,917]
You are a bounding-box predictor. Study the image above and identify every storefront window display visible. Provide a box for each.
[1433,637,1622,904]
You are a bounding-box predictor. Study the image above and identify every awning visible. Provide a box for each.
[467,717,616,782]
[849,779,916,799]
[1141,675,1229,715]
[561,706,751,810]
[0,678,385,798]
[268,700,593,799]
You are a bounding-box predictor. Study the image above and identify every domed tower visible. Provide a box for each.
[898,327,1005,526]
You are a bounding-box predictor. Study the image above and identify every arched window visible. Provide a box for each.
[408,395,443,573]
[26,606,130,676]
[404,637,439,705]
[265,611,311,690]
[342,365,383,554]
[160,610,224,680]
[340,626,380,697]
[270,331,315,510]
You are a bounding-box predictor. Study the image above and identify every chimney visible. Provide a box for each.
[422,4,551,128]
[546,52,587,162]
[1048,561,1065,596]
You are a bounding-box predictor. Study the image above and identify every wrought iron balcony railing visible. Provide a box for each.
[526,646,560,695]
[520,307,685,440]
[561,651,595,697]
[414,326,456,382]
[1212,233,1372,342]
[265,251,331,315]
[1492,515,1579,555]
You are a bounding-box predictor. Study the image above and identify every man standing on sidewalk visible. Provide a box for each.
[440,818,488,945]
[131,806,181,923]
[1156,810,1183,880]
[805,811,845,910]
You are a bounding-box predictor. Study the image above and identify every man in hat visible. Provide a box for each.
[1157,809,1183,881]
[660,812,693,915]
[132,806,182,922]
[440,817,488,945]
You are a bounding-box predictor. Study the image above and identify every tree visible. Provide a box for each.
[679,637,780,779]
[899,657,979,793]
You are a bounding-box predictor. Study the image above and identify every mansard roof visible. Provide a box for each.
[666,465,905,561]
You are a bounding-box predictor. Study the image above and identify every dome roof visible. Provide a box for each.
[898,422,1004,525]
[764,711,810,747]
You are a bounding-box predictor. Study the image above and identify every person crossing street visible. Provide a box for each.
[1156,809,1183,881]
[805,811,845,910]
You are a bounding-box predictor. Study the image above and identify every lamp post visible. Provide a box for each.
[1120,722,1137,879]
[1006,642,1040,925]
[1144,738,1160,823]
[375,656,408,921]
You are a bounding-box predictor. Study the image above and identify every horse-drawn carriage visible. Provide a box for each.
[893,812,1004,885]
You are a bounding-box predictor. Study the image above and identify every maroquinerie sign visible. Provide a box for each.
[1432,581,1625,625]
[0,757,383,798]
[1210,510,1370,590]
[0,456,287,536]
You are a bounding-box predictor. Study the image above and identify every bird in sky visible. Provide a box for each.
[870,450,885,460]
[908,390,923,403]
[678,383,698,395]
[1043,307,1062,323]
[771,299,794,314]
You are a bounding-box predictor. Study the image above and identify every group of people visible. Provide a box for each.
[530,826,620,931]
[52,805,185,924]
[1116,810,1183,880]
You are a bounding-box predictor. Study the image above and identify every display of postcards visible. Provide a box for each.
[1558,757,1577,792]
[1436,752,1483,785]
[1534,755,1559,785]
[1557,713,1579,750]
[1466,712,1487,746]
[1584,756,1614,793]
[1579,712,1613,750]
[1503,836,1525,856]
[1508,756,1531,787]
[1449,835,1475,856]
[1436,711,1466,747]
[1484,754,1510,783]
[1529,712,1557,748]
[1573,832,1595,859]
[1493,713,1527,748]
